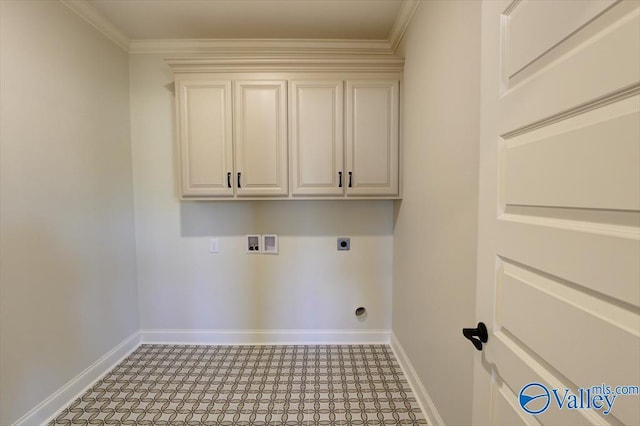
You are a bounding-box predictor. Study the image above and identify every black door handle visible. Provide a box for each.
[237,172,241,188]
[348,171,353,188]
[338,171,343,188]
[462,322,488,351]
[227,172,232,188]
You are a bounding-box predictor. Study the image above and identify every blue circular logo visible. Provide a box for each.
[519,382,550,415]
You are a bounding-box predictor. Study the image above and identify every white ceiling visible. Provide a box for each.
[87,0,405,40]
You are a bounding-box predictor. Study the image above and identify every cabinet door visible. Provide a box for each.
[234,81,288,196]
[291,81,344,196]
[346,81,399,196]
[177,80,233,197]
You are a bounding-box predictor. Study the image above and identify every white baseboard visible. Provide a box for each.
[13,332,140,426]
[139,329,391,345]
[391,332,445,426]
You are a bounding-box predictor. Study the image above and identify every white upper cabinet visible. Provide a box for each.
[290,80,344,196]
[234,80,288,197]
[176,79,233,197]
[170,57,403,200]
[346,80,399,196]
[291,79,400,198]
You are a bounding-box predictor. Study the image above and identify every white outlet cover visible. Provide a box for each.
[209,238,219,253]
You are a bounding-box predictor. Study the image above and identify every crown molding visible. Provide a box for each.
[388,0,421,53]
[59,0,130,51]
[166,56,405,73]
[130,38,394,55]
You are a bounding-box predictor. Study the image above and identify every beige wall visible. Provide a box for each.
[129,54,394,332]
[392,1,481,425]
[0,1,139,424]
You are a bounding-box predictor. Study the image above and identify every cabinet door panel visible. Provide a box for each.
[346,81,399,196]
[177,80,233,197]
[234,81,288,196]
[291,81,344,196]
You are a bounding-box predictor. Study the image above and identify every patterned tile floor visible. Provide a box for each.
[51,344,427,425]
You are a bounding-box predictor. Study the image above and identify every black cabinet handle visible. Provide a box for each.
[338,171,343,188]
[462,322,488,351]
[227,172,232,188]
[348,171,353,188]
[237,172,241,188]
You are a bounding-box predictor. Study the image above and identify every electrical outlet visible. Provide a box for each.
[337,237,350,251]
[209,238,219,253]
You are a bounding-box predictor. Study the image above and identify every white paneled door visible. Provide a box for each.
[473,1,640,425]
